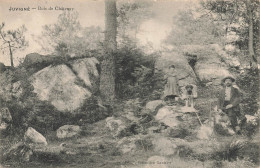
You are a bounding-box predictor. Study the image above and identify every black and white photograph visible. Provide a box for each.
[0,0,259,167]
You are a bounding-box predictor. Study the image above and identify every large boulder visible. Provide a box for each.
[155,51,196,87]
[24,127,47,145]
[155,105,200,138]
[56,125,81,139]
[155,106,181,128]
[70,57,99,89]
[31,57,99,112]
[159,44,240,87]
[179,44,237,85]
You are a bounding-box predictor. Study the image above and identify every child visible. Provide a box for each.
[183,84,197,108]
[163,65,180,105]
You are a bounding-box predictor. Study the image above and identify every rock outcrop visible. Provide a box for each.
[31,57,99,112]
[180,44,236,85]
[155,51,196,87]
[155,106,181,128]
[158,44,239,87]
[154,105,200,138]
[0,55,100,113]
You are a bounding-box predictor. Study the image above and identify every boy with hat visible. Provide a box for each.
[217,76,245,134]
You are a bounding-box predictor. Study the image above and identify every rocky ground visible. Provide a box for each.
[1,99,259,168]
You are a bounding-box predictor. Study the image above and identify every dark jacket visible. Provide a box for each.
[218,86,241,111]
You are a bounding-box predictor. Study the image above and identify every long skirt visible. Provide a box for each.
[163,76,179,98]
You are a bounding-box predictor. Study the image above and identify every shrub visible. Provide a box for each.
[236,69,259,115]
[212,139,259,164]
[222,159,256,168]
[76,95,112,124]
[135,138,153,151]
[114,45,164,101]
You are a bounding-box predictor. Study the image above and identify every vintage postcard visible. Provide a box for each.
[0,0,259,167]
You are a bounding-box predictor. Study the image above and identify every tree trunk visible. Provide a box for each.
[246,0,257,69]
[100,0,117,105]
[8,41,14,67]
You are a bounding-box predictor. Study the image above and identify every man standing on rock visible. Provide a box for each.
[217,76,245,134]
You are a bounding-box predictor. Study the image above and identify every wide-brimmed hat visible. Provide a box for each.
[222,76,235,83]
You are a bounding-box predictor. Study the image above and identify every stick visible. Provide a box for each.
[195,111,203,126]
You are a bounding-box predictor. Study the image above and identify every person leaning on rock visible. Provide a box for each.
[217,76,246,134]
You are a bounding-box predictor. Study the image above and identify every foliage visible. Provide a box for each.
[213,139,259,164]
[166,0,259,67]
[201,0,260,67]
[76,96,112,124]
[236,69,259,115]
[114,44,163,101]
[165,8,226,46]
[0,23,28,66]
[222,159,256,168]
[0,64,102,135]
[117,0,153,43]
[135,138,153,151]
[37,11,103,57]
